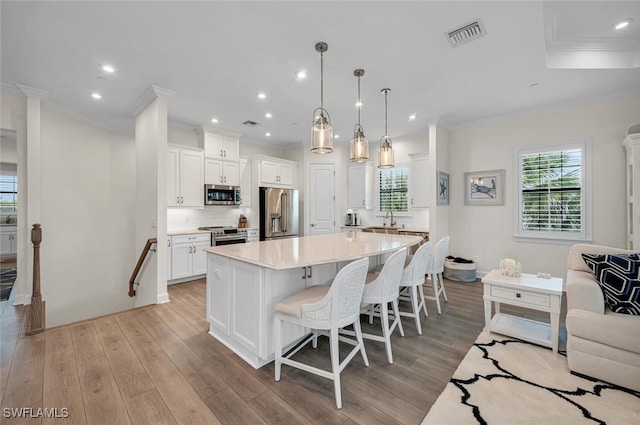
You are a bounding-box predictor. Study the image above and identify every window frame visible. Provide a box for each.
[514,141,592,244]
[376,161,412,217]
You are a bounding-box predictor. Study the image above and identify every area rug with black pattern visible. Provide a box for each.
[422,332,640,425]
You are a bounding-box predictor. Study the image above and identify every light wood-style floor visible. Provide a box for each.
[0,278,566,425]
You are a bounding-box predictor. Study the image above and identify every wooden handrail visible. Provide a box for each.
[27,224,45,335]
[129,238,157,297]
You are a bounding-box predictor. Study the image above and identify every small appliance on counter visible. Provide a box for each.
[345,209,360,226]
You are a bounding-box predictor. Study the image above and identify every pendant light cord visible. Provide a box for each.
[320,50,324,111]
[384,90,388,136]
[357,76,361,125]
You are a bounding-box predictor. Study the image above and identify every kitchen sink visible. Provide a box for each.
[362,226,400,234]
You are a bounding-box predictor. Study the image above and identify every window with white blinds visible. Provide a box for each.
[0,175,17,211]
[515,142,591,242]
[379,167,409,212]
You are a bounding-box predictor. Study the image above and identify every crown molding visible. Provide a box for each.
[450,86,640,131]
[129,84,175,117]
[16,84,48,99]
[1,82,23,97]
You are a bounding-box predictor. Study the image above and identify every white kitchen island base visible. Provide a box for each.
[205,232,422,368]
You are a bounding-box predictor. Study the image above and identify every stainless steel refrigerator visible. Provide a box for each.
[259,187,299,240]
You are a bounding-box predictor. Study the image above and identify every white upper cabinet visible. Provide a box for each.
[205,159,240,186]
[197,126,240,161]
[255,156,297,188]
[168,146,204,207]
[409,153,429,208]
[348,162,373,209]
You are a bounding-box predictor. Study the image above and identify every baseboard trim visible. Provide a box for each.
[156,292,170,304]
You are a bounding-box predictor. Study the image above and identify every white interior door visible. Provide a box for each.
[308,163,335,235]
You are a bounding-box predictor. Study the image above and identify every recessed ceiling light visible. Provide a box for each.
[258,92,266,99]
[355,101,362,107]
[265,113,272,118]
[102,64,115,73]
[265,132,271,137]
[613,19,632,30]
[211,118,219,123]
[91,93,102,100]
[296,70,307,80]
[334,134,340,139]
[409,114,416,121]
[529,82,540,88]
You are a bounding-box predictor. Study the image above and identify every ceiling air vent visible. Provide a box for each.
[242,120,260,126]
[446,19,486,47]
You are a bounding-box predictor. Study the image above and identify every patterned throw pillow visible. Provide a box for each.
[581,253,640,315]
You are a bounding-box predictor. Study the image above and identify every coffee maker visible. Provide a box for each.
[345,209,359,226]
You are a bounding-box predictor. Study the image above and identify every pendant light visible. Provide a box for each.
[311,42,333,154]
[350,69,369,162]
[379,88,395,169]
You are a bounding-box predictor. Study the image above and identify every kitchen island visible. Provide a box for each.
[204,231,422,368]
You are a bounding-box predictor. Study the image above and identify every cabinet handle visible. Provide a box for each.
[362,200,365,206]
[308,267,312,279]
[220,176,223,183]
[411,198,414,205]
[302,267,306,280]
[224,176,227,183]
[516,293,521,298]
[220,149,223,157]
[224,150,227,157]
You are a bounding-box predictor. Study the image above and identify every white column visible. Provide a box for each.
[131,85,174,307]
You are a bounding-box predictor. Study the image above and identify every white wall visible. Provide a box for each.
[40,107,136,326]
[448,95,640,279]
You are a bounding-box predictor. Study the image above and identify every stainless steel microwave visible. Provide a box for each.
[204,184,241,205]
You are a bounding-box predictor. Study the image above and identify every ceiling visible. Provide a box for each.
[2,1,640,148]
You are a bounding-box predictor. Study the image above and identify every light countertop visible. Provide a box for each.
[204,232,422,270]
[167,228,212,236]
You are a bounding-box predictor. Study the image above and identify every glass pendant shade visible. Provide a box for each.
[379,136,395,168]
[350,125,369,162]
[378,88,395,169]
[311,108,333,154]
[311,42,333,154]
[350,68,369,162]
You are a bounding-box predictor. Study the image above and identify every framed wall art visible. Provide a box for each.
[464,169,505,206]
[437,171,449,205]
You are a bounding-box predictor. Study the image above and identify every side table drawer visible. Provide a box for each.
[491,286,549,307]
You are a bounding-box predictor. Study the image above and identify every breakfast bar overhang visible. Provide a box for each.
[204,231,423,368]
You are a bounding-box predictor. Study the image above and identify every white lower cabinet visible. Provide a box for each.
[0,231,17,257]
[170,233,211,280]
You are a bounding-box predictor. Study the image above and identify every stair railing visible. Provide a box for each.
[129,238,157,297]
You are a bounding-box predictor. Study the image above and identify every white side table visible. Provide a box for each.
[481,269,563,353]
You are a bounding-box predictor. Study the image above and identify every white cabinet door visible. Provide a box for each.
[171,243,193,279]
[348,162,373,209]
[261,160,279,185]
[222,135,239,161]
[168,147,204,207]
[205,159,224,185]
[192,240,210,276]
[0,233,15,257]
[410,154,429,208]
[278,162,295,186]
[180,149,204,207]
[223,161,240,186]
[167,148,180,206]
[240,158,252,207]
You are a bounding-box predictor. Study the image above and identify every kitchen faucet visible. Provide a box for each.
[384,210,396,227]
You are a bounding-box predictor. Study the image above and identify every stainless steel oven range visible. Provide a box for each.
[198,226,247,246]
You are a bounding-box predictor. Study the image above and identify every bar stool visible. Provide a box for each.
[273,257,370,409]
[360,248,407,364]
[425,236,450,314]
[398,241,432,335]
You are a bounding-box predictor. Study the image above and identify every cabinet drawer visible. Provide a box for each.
[491,286,549,307]
[172,233,211,244]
